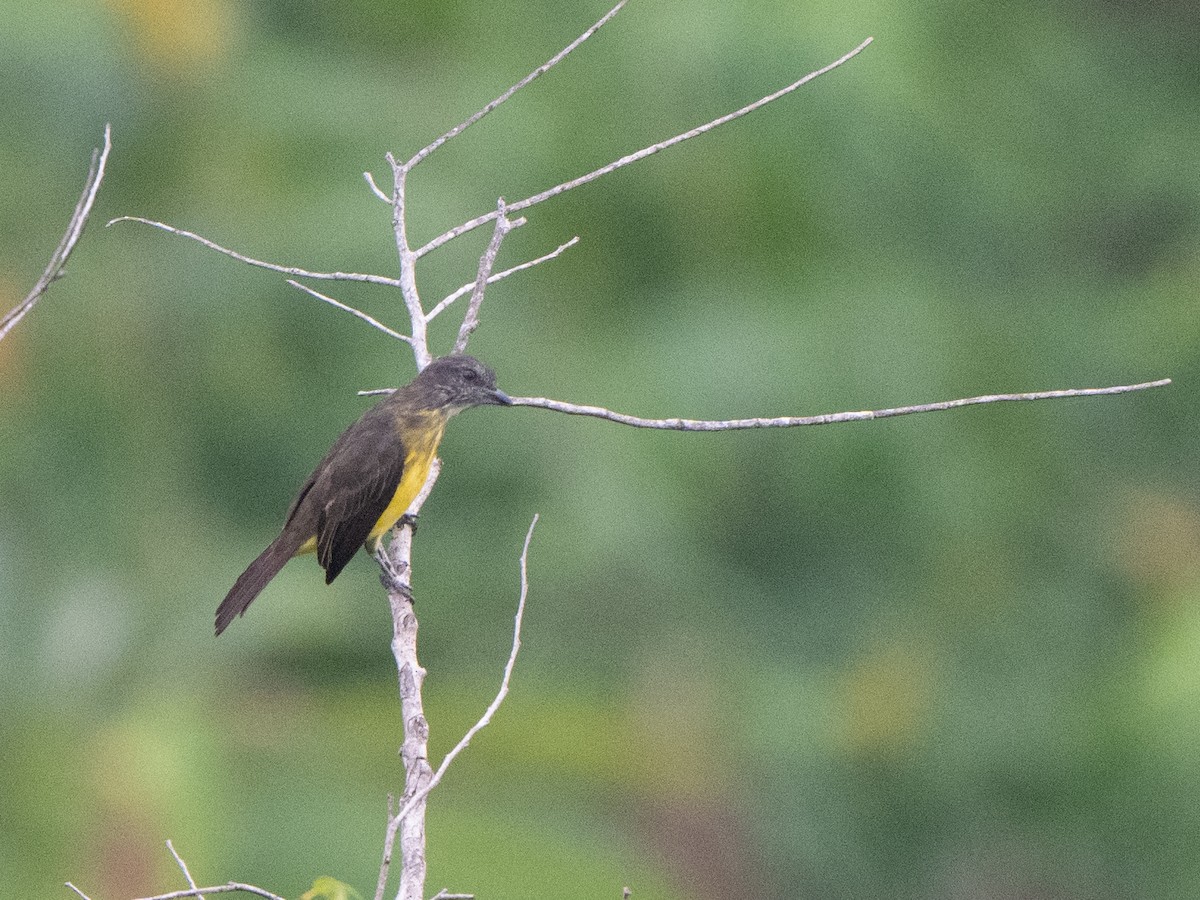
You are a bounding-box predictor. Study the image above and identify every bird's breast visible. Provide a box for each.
[368,411,448,541]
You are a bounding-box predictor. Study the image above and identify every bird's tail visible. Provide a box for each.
[215,533,300,635]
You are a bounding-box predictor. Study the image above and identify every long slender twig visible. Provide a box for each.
[508,379,1172,430]
[427,235,580,322]
[415,36,874,259]
[64,884,92,900]
[286,280,414,344]
[405,1,627,171]
[106,217,402,287]
[375,515,538,900]
[131,885,287,900]
[2,124,112,342]
[166,840,206,900]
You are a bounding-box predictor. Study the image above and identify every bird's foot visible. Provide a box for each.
[398,513,419,534]
[375,548,413,601]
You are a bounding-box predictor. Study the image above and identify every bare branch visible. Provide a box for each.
[509,379,1173,430]
[2,123,112,342]
[415,36,874,259]
[166,841,205,900]
[131,885,287,900]
[453,199,523,355]
[287,280,414,345]
[373,459,443,900]
[421,513,536,784]
[429,893,475,900]
[427,235,580,322]
[385,153,430,368]
[107,217,401,287]
[378,515,539,898]
[64,884,92,900]
[406,1,628,170]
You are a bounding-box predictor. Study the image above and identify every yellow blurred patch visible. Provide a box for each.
[835,641,934,757]
[105,0,232,74]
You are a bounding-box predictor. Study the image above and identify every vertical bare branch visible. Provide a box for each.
[386,153,431,368]
[374,459,441,900]
[1,123,112,342]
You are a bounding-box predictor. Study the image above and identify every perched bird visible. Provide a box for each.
[215,354,511,635]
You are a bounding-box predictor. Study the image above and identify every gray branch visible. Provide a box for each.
[509,379,1173,430]
[2,124,112,341]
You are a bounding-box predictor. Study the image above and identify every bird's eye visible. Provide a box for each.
[463,369,478,381]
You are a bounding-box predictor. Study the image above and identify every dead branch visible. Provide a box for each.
[374,515,538,900]
[2,124,112,342]
[509,379,1173,430]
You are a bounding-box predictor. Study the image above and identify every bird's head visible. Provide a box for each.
[410,354,512,413]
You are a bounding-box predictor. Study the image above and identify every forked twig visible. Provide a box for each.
[2,124,112,341]
[375,515,539,900]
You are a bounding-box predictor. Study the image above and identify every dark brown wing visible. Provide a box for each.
[302,405,409,583]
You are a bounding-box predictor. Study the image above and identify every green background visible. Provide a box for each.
[2,0,1198,897]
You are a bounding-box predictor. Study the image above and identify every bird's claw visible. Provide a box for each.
[375,549,413,601]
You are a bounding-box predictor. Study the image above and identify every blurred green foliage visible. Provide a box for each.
[2,0,1198,897]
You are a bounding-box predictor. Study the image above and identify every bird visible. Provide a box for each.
[215,354,512,635]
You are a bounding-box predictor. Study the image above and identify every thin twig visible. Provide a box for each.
[453,199,523,355]
[415,36,874,259]
[427,235,580,322]
[380,515,539,890]
[509,379,1172,430]
[2,123,112,342]
[429,893,475,900]
[64,884,92,900]
[287,280,414,344]
[107,217,402,287]
[131,885,287,900]
[364,170,392,203]
[166,841,206,900]
[406,0,628,170]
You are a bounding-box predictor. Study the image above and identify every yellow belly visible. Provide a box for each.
[368,442,439,542]
[371,412,446,543]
